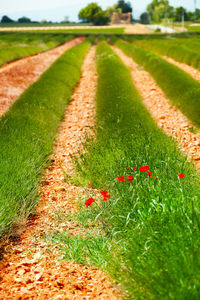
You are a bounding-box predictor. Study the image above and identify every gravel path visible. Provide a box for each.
[162,55,200,83]
[0,46,122,299]
[113,46,200,169]
[0,37,84,118]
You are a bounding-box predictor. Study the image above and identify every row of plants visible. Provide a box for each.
[139,38,200,70]
[0,39,90,236]
[116,39,200,128]
[49,42,200,299]
[0,33,74,67]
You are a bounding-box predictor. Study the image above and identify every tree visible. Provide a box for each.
[174,7,189,22]
[1,15,14,23]
[78,3,109,25]
[106,4,122,16]
[18,16,31,23]
[140,12,150,24]
[116,0,132,13]
[147,0,174,23]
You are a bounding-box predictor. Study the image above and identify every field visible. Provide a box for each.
[0,31,200,299]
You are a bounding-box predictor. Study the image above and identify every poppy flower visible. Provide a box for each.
[101,191,109,196]
[85,197,95,208]
[178,174,185,179]
[116,176,125,182]
[127,175,133,181]
[88,183,94,188]
[132,167,136,171]
[139,165,150,172]
[156,177,159,180]
[103,194,110,201]
[147,172,153,178]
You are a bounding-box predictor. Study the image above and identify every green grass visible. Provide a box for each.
[187,25,200,31]
[0,40,90,237]
[139,38,200,69]
[116,39,200,128]
[0,32,74,66]
[0,28,125,34]
[52,42,200,299]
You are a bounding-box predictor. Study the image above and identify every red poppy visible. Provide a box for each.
[178,174,185,179]
[132,167,136,171]
[85,197,95,208]
[147,172,153,178]
[103,194,110,201]
[139,165,150,172]
[101,190,109,196]
[127,175,133,181]
[116,176,125,182]
[156,177,159,180]
[88,183,94,188]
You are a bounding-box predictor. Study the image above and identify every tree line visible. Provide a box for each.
[141,0,199,24]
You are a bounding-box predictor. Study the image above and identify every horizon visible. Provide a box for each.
[0,0,196,23]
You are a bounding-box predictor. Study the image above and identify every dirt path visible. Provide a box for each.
[113,46,200,169]
[162,55,200,82]
[0,46,122,299]
[0,37,84,118]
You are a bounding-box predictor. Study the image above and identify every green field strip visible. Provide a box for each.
[0,40,90,236]
[0,33,74,67]
[65,42,200,299]
[0,28,125,35]
[139,38,200,70]
[116,39,200,128]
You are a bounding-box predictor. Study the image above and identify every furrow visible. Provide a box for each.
[162,55,200,83]
[113,46,200,169]
[0,46,121,299]
[0,37,84,117]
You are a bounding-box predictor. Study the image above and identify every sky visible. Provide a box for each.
[0,0,197,22]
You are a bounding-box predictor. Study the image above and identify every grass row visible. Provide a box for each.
[116,39,200,128]
[1,28,125,34]
[0,32,74,67]
[0,39,90,237]
[139,38,200,70]
[50,42,200,299]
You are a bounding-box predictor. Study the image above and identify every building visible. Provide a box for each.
[111,12,132,24]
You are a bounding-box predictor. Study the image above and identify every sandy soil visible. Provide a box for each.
[113,46,200,169]
[124,24,150,34]
[163,55,200,82]
[0,24,150,34]
[0,46,122,299]
[0,37,84,118]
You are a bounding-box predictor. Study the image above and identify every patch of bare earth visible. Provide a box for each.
[124,24,150,34]
[113,46,200,169]
[0,47,122,299]
[0,37,84,118]
[162,55,200,82]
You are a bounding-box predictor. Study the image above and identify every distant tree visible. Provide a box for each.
[1,15,14,23]
[140,12,150,24]
[174,7,189,22]
[116,0,132,13]
[106,4,122,16]
[78,3,109,25]
[18,16,31,23]
[40,19,48,24]
[147,0,175,23]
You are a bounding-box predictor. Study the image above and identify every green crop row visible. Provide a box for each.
[116,39,200,128]
[56,42,200,299]
[139,38,200,70]
[0,33,74,67]
[0,40,90,236]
